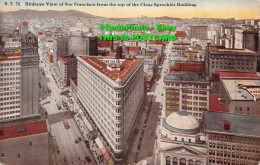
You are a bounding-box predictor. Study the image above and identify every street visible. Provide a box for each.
[38,44,97,165]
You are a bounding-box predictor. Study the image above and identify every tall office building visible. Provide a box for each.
[86,36,98,56]
[53,35,69,65]
[189,26,208,40]
[164,72,210,121]
[205,44,258,79]
[234,25,258,52]
[20,32,39,117]
[58,56,77,86]
[0,53,21,121]
[77,56,144,163]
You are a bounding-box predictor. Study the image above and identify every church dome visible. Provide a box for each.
[163,111,200,134]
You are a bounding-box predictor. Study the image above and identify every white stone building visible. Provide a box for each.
[76,56,145,163]
[0,55,21,121]
[158,111,207,165]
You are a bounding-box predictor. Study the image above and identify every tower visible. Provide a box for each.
[20,32,39,117]
[76,18,83,32]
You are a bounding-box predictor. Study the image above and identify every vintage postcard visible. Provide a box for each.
[0,0,260,165]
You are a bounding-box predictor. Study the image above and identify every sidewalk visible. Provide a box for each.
[125,95,153,165]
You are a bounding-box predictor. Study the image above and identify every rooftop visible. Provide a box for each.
[163,111,200,134]
[209,95,229,112]
[210,48,257,55]
[165,72,208,82]
[214,71,260,79]
[221,78,260,101]
[0,53,20,61]
[60,56,74,63]
[173,43,191,45]
[71,77,77,86]
[0,121,48,141]
[79,56,142,82]
[205,111,260,137]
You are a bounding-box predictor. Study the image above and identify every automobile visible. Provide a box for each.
[85,156,91,162]
[78,137,82,141]
[161,93,164,96]
[75,139,79,143]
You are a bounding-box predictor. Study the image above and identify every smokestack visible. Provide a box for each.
[222,120,230,130]
[116,45,122,59]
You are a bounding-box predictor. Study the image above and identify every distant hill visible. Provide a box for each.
[0,9,99,20]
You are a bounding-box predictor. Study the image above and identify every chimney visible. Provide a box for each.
[116,45,122,59]
[222,120,230,130]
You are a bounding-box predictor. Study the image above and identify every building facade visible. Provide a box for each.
[76,56,145,163]
[205,46,258,79]
[189,26,208,40]
[205,111,260,165]
[158,111,207,165]
[53,35,69,65]
[0,54,21,121]
[234,26,258,52]
[219,77,260,116]
[86,36,98,56]
[20,32,39,117]
[58,56,77,86]
[164,73,210,121]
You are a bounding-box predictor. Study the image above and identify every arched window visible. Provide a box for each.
[173,157,178,165]
[180,158,186,165]
[166,156,171,165]
[196,160,202,165]
[188,159,193,165]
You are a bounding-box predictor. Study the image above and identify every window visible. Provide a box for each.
[29,142,32,146]
[1,153,4,157]
[18,154,20,158]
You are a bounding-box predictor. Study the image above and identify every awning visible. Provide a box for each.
[108,159,114,165]
[95,137,104,149]
[101,147,107,155]
[104,153,110,161]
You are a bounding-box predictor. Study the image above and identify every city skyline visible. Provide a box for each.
[1,0,260,19]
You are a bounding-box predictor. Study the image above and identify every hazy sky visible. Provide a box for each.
[1,0,260,19]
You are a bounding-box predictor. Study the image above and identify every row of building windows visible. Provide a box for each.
[0,101,20,106]
[0,110,20,115]
[0,81,20,86]
[0,72,20,76]
[0,62,20,67]
[0,77,20,81]
[209,157,257,165]
[0,115,20,120]
[165,83,208,89]
[182,95,207,101]
[0,91,20,96]
[0,96,20,101]
[209,143,260,153]
[211,65,253,70]
[182,90,208,95]
[208,135,260,145]
[0,105,20,110]
[209,149,260,158]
